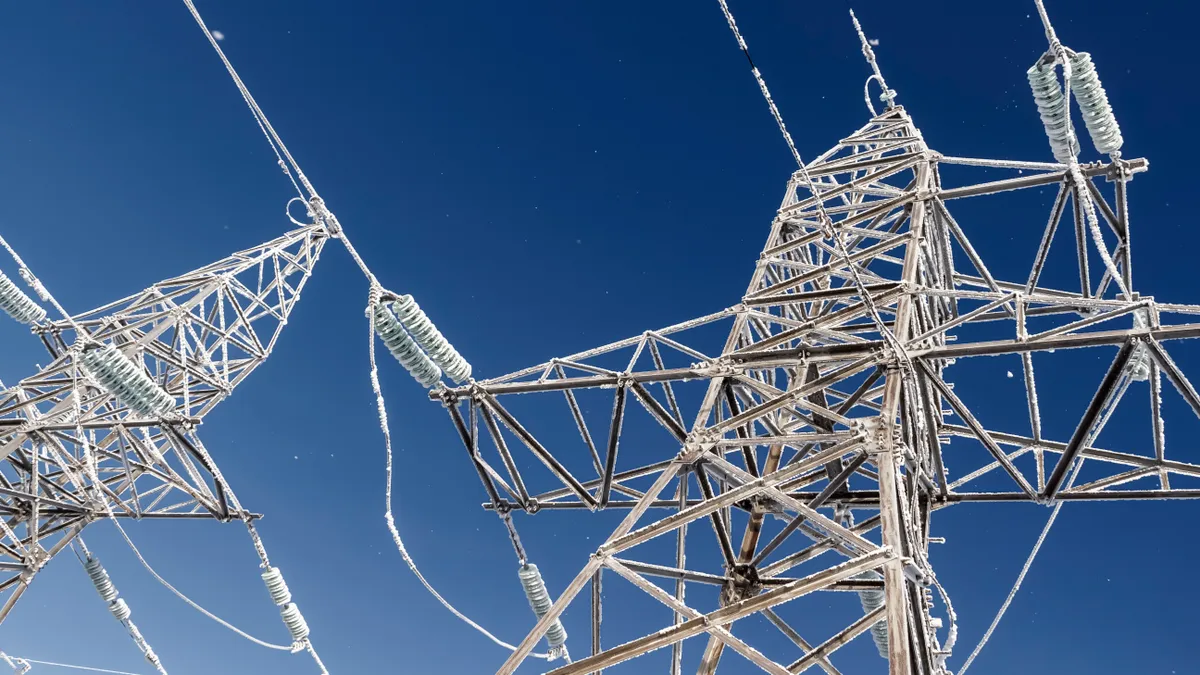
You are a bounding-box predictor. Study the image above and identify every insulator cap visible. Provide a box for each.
[262,566,293,607]
[280,602,310,642]
[110,597,132,622]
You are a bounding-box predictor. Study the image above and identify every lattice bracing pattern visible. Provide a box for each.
[0,223,328,621]
[434,107,1200,674]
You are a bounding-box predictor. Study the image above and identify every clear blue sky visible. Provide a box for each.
[0,1,1196,673]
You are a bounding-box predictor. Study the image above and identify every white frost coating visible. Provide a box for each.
[372,300,442,388]
[962,363,1135,673]
[367,308,556,660]
[391,294,472,383]
[0,270,46,324]
[1069,52,1123,157]
[715,0,907,358]
[852,570,889,657]
[1027,61,1078,164]
[518,564,569,649]
[80,345,175,418]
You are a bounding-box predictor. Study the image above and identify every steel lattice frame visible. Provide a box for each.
[0,223,328,622]
[433,106,1200,674]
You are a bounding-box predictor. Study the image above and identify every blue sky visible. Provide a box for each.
[0,1,1196,673]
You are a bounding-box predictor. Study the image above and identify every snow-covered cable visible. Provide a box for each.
[959,362,1135,673]
[69,361,295,655]
[6,657,145,675]
[367,308,553,660]
[716,1,909,358]
[850,10,896,115]
[180,0,375,287]
[957,464,1076,675]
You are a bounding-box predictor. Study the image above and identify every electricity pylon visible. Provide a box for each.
[434,97,1200,674]
[0,220,330,622]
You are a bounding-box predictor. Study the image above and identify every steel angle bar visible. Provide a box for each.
[919,361,1037,499]
[547,550,893,675]
[1044,341,1137,499]
[1145,340,1200,420]
[481,395,597,507]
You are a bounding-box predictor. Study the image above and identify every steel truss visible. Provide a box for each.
[434,107,1200,674]
[0,223,328,622]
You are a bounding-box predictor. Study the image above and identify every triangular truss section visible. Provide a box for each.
[0,223,328,618]
[432,107,1200,674]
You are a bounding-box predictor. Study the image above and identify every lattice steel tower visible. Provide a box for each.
[430,4,1200,674]
[0,222,328,626]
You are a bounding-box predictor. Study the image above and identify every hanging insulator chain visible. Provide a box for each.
[854,570,889,658]
[86,556,132,624]
[262,566,309,647]
[84,555,168,672]
[1027,59,1078,164]
[1068,52,1123,158]
[79,344,175,418]
[127,622,165,673]
[85,556,119,603]
[517,563,569,655]
[372,301,443,388]
[0,270,46,325]
[390,295,472,384]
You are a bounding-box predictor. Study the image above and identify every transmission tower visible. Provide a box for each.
[429,5,1200,675]
[0,222,329,621]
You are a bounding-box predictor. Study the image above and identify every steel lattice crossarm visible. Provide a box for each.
[431,107,1200,674]
[0,221,329,622]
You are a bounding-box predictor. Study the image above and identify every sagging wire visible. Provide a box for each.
[1,652,145,675]
[960,352,1137,673]
[180,0,495,664]
[956,461,1080,675]
[72,539,167,674]
[67,354,326,667]
[365,291,556,660]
